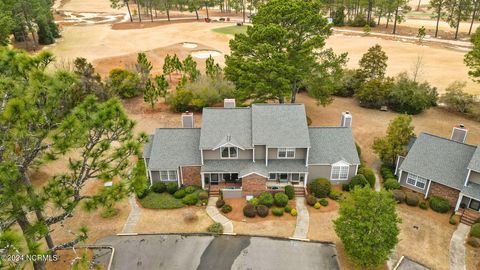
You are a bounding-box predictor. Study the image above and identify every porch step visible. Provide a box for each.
[209,190,220,197]
[294,187,305,197]
[460,210,480,226]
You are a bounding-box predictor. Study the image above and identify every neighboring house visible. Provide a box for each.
[396,125,480,224]
[143,100,360,196]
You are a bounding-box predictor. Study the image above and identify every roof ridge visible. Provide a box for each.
[420,132,477,148]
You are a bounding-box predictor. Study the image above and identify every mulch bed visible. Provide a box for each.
[222,198,297,223]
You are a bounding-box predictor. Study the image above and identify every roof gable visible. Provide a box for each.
[308,127,360,165]
[468,146,480,173]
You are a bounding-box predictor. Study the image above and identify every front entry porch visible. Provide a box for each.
[456,194,480,225]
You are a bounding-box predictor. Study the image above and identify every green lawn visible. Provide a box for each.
[212,25,248,36]
[139,192,185,209]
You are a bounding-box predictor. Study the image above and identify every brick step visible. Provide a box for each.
[461,215,478,226]
[461,218,475,226]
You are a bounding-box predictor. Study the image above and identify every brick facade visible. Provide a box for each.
[181,166,202,186]
[428,182,460,207]
[241,174,267,196]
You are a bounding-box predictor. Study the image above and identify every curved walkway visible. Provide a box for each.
[206,197,234,234]
[449,223,470,270]
[121,195,142,233]
[293,197,310,239]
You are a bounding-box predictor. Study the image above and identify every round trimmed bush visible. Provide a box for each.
[249,198,259,206]
[314,202,321,209]
[182,193,198,205]
[173,189,186,199]
[419,201,428,210]
[350,174,368,189]
[449,215,460,225]
[391,190,406,203]
[429,196,451,213]
[221,204,232,214]
[470,223,480,238]
[285,185,295,199]
[290,208,298,216]
[405,192,419,206]
[184,186,197,194]
[307,178,331,198]
[258,192,274,207]
[306,195,317,206]
[216,199,225,208]
[243,204,256,218]
[151,182,166,193]
[274,192,289,207]
[319,198,329,206]
[166,182,178,194]
[198,191,208,200]
[284,205,293,213]
[359,167,376,188]
[384,178,401,190]
[257,205,269,217]
[272,207,284,216]
[207,222,223,234]
[328,190,342,200]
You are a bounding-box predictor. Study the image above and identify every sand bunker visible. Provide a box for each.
[182,42,198,48]
[191,50,222,58]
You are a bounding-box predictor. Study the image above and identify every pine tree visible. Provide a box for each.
[182,55,200,81]
[155,74,169,101]
[136,52,153,90]
[143,79,160,108]
[358,44,389,81]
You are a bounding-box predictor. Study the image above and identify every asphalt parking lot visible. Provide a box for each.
[96,234,340,270]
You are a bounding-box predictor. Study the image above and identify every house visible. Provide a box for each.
[396,125,480,224]
[143,100,360,197]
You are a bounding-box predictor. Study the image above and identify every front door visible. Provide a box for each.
[211,174,219,184]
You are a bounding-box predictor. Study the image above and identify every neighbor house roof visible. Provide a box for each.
[199,108,252,149]
[148,128,201,170]
[308,127,361,165]
[142,134,154,159]
[399,133,477,190]
[251,104,310,148]
[467,146,480,172]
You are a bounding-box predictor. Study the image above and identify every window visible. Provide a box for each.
[291,173,300,181]
[469,199,480,211]
[278,148,295,158]
[406,174,427,189]
[269,173,277,180]
[331,165,349,180]
[279,173,288,182]
[221,147,238,159]
[160,170,177,181]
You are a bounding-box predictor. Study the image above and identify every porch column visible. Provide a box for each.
[304,173,308,188]
[455,193,464,211]
[424,180,432,199]
[201,173,205,190]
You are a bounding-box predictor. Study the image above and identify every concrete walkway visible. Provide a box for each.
[449,223,470,270]
[121,195,142,233]
[293,197,310,239]
[206,197,234,234]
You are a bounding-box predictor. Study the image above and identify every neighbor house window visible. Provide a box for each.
[406,174,427,189]
[278,148,295,158]
[160,170,177,181]
[221,147,238,159]
[331,165,349,180]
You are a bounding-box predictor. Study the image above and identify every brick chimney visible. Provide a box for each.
[451,124,468,143]
[340,111,352,127]
[224,98,236,108]
[181,111,194,128]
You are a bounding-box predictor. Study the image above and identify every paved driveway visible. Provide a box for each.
[96,234,339,270]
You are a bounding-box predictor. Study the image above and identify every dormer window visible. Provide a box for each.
[278,148,295,159]
[221,146,238,159]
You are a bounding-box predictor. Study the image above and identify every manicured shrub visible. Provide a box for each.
[429,196,451,213]
[342,183,350,191]
[257,205,269,217]
[173,189,186,199]
[306,195,317,206]
[449,215,460,225]
[285,185,295,199]
[359,167,376,188]
[380,164,396,180]
[314,202,321,209]
[349,174,368,189]
[207,222,223,234]
[319,198,329,206]
[181,193,198,205]
[131,159,149,198]
[285,206,293,213]
[249,198,259,206]
[258,192,274,207]
[475,217,480,224]
[184,186,197,194]
[166,182,178,194]
[391,190,406,203]
[307,178,331,198]
[137,188,150,199]
[384,178,400,190]
[290,209,298,216]
[328,190,342,200]
[243,204,256,218]
[467,237,480,248]
[272,207,284,216]
[216,199,225,208]
[221,204,232,214]
[419,201,428,210]
[274,192,289,207]
[198,191,209,200]
[405,192,419,206]
[151,182,166,193]
[470,223,480,238]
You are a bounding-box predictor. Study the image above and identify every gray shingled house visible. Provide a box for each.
[395,125,480,224]
[143,100,360,197]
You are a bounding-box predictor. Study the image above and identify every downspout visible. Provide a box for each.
[265,146,268,166]
[424,180,432,199]
[464,169,472,186]
[178,167,182,187]
[398,170,403,183]
[305,147,310,166]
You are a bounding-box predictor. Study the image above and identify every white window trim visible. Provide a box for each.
[269,173,277,180]
[277,148,295,159]
[406,173,427,190]
[160,170,178,181]
[331,165,349,180]
[220,146,238,159]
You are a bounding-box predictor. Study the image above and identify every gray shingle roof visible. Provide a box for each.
[252,104,310,148]
[468,146,480,172]
[199,108,252,149]
[148,128,201,170]
[308,127,360,165]
[399,133,477,190]
[201,159,308,176]
[461,182,480,200]
[142,135,154,158]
